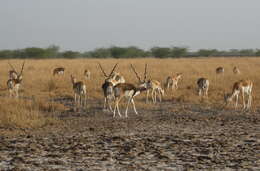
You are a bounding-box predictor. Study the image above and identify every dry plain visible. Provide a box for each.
[0,57,259,170]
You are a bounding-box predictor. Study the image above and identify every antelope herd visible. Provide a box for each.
[5,61,252,117]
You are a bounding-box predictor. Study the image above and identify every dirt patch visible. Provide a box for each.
[0,99,259,170]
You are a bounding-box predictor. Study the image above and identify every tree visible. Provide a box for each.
[89,48,112,58]
[151,47,171,58]
[197,49,218,57]
[171,47,188,57]
[255,49,260,56]
[61,51,81,58]
[24,47,47,58]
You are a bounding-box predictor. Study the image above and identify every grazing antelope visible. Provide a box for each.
[216,67,224,75]
[7,61,25,98]
[233,66,240,74]
[224,79,253,110]
[215,66,224,83]
[98,63,125,111]
[130,64,164,103]
[70,75,87,108]
[113,83,147,118]
[8,62,18,79]
[165,73,182,90]
[197,77,209,97]
[53,67,65,76]
[84,69,91,80]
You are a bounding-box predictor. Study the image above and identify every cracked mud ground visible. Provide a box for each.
[0,99,259,170]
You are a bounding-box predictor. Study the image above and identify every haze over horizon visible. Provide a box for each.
[1,0,260,52]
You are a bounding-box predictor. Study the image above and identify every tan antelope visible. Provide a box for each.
[7,61,25,98]
[197,77,209,97]
[165,73,182,90]
[224,79,253,110]
[233,66,240,74]
[130,64,164,103]
[53,67,65,76]
[113,83,147,118]
[8,62,19,79]
[70,75,87,108]
[98,63,125,111]
[147,80,165,103]
[84,69,91,80]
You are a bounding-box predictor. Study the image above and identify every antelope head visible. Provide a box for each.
[130,63,149,88]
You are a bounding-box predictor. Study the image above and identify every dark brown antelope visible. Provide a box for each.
[197,77,209,97]
[98,63,125,111]
[113,83,147,118]
[216,67,224,74]
[215,66,224,83]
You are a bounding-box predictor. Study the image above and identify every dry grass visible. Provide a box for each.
[0,57,260,128]
[0,98,59,129]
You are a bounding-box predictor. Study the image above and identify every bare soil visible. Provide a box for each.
[0,98,259,170]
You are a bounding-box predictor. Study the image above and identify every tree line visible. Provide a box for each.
[0,45,260,59]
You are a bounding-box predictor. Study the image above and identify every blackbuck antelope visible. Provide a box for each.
[197,78,209,97]
[216,67,224,75]
[53,67,65,76]
[98,63,125,111]
[165,73,182,90]
[224,79,253,110]
[215,66,224,83]
[7,61,25,98]
[70,75,87,108]
[98,63,125,86]
[113,83,146,118]
[84,69,91,80]
[130,64,164,103]
[8,62,19,79]
[233,66,240,74]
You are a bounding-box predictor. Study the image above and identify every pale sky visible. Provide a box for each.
[0,0,260,51]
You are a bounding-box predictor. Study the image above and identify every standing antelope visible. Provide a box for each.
[7,61,25,98]
[147,80,165,103]
[70,75,87,108]
[233,66,240,74]
[197,77,209,97]
[98,63,125,111]
[113,83,147,118]
[224,79,253,110]
[165,73,182,90]
[130,64,164,103]
[84,69,91,80]
[53,67,65,76]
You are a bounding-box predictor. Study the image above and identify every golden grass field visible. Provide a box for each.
[0,57,260,129]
